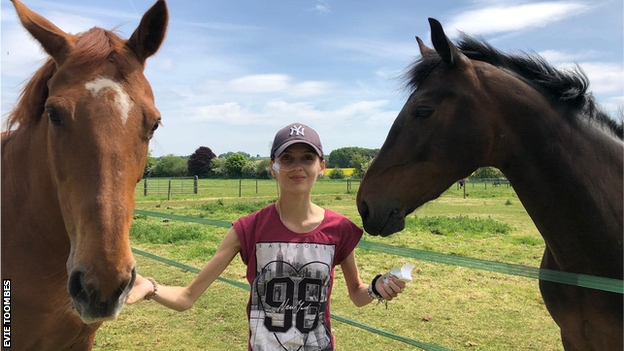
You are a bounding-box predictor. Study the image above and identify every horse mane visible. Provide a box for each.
[3,28,126,134]
[404,35,623,140]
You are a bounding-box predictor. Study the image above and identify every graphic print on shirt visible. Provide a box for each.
[249,242,335,351]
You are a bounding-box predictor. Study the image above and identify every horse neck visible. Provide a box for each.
[2,122,70,253]
[495,103,623,277]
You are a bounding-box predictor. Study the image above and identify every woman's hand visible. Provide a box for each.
[125,275,155,304]
[375,275,406,301]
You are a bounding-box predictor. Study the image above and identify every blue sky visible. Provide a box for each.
[2,0,622,157]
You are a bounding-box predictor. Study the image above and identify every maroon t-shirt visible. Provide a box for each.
[233,204,363,351]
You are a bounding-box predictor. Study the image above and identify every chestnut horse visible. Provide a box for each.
[1,1,167,350]
[357,19,623,351]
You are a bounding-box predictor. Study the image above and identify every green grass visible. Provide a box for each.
[94,183,564,351]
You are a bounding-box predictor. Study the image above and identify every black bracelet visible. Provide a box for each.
[370,274,383,297]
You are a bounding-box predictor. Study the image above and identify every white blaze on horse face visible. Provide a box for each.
[85,77,133,125]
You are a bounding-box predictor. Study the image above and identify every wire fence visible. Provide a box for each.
[135,177,511,200]
[132,210,624,351]
[136,178,361,199]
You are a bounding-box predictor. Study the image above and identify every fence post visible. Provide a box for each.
[144,178,148,196]
[256,179,258,194]
[194,175,198,194]
[168,180,172,200]
[463,182,466,199]
[239,179,242,197]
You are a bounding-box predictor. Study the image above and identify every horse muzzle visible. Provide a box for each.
[358,200,406,236]
[68,266,136,324]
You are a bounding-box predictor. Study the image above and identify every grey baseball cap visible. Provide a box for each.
[271,123,323,159]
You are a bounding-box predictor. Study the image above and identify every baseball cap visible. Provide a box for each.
[271,123,323,159]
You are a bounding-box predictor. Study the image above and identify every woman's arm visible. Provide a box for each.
[340,250,407,307]
[126,226,242,311]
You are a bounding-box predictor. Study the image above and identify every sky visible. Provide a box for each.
[1,0,622,158]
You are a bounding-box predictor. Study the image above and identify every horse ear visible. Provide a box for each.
[415,36,435,56]
[428,18,464,67]
[126,0,169,64]
[11,0,73,65]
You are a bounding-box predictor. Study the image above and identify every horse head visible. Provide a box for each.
[357,19,500,236]
[11,0,168,323]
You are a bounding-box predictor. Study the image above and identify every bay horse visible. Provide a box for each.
[1,1,168,350]
[356,18,623,351]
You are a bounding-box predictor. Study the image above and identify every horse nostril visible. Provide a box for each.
[114,266,137,301]
[359,200,370,221]
[68,270,90,306]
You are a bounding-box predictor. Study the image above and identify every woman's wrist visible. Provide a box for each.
[144,277,158,300]
[367,274,384,302]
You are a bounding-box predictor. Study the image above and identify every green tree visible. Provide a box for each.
[218,151,250,159]
[149,154,188,177]
[210,157,227,178]
[329,168,345,179]
[351,154,373,179]
[241,162,257,179]
[143,149,156,177]
[326,147,379,168]
[187,146,216,178]
[255,159,271,179]
[225,154,247,178]
[472,167,505,179]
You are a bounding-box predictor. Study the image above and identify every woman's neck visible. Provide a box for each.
[276,193,324,233]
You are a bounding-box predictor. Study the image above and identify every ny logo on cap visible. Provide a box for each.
[290,125,305,136]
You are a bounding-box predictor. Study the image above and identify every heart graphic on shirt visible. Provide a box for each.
[253,260,332,350]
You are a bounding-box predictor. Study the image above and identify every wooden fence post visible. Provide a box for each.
[194,175,198,194]
[168,180,172,200]
[144,178,148,196]
[256,179,258,194]
[239,179,242,197]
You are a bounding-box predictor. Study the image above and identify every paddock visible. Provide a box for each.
[93,185,622,350]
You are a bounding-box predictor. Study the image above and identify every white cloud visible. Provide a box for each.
[315,5,330,14]
[191,102,248,123]
[322,38,416,61]
[188,99,396,127]
[185,21,260,32]
[200,74,331,98]
[1,26,48,78]
[45,11,102,34]
[157,58,174,71]
[447,2,589,36]
[230,74,291,93]
[1,8,19,23]
[576,62,624,95]
[538,49,605,63]
[290,81,331,97]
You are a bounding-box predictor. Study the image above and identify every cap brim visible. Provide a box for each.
[273,140,323,158]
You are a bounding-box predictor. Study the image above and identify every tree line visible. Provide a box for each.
[144,146,505,180]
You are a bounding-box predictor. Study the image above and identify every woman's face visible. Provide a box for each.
[271,143,325,194]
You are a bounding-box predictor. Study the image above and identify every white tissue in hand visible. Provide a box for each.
[385,263,414,282]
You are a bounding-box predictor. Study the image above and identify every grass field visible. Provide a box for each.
[95,182,564,351]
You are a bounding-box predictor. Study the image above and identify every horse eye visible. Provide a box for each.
[46,107,64,127]
[150,119,161,133]
[414,107,434,119]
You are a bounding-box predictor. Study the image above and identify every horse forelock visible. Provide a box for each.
[3,27,130,136]
[402,34,623,140]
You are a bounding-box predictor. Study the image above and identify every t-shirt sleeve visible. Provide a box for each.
[232,218,250,265]
[334,218,364,265]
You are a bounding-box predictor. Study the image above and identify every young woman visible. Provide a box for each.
[127,123,408,350]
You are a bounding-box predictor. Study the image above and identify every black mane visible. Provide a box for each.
[404,35,623,140]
